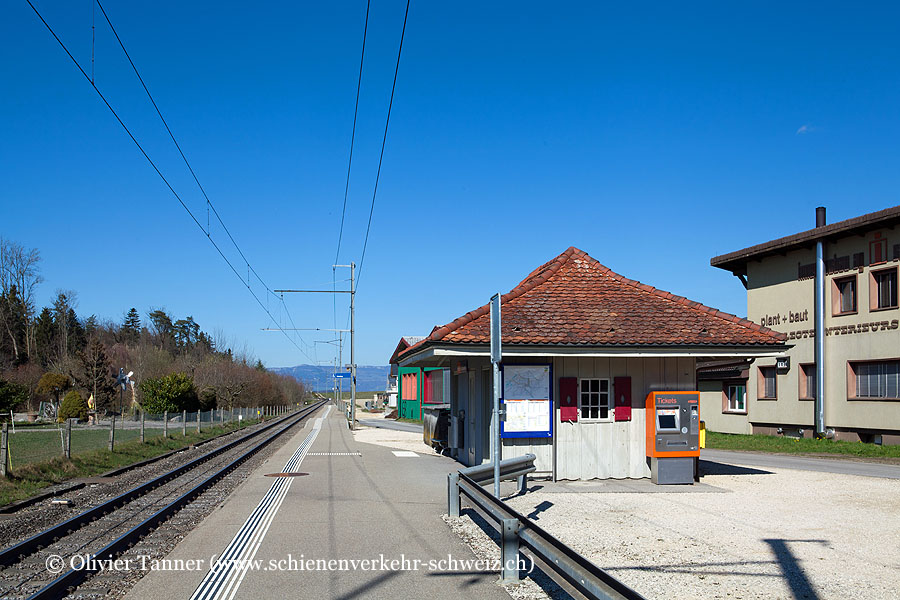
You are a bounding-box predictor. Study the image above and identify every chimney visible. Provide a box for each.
[816,206,826,228]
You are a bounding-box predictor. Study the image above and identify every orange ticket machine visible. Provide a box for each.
[645,391,700,484]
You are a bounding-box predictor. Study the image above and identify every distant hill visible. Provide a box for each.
[270,365,390,392]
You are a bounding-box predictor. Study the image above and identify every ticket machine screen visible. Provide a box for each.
[656,409,679,432]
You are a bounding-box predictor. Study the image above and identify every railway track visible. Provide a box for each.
[0,401,327,600]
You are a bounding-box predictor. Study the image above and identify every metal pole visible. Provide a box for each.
[350,261,356,431]
[490,293,502,499]
[164,411,168,437]
[1,423,9,477]
[197,410,201,433]
[182,410,187,436]
[140,408,145,443]
[814,206,827,437]
[108,414,115,451]
[64,418,72,458]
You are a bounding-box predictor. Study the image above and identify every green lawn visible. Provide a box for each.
[0,419,263,507]
[705,431,900,459]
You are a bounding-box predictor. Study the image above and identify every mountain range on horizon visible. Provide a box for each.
[269,364,390,392]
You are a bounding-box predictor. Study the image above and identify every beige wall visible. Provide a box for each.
[699,380,752,434]
[745,230,900,433]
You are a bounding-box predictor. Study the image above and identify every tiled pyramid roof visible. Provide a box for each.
[401,247,784,357]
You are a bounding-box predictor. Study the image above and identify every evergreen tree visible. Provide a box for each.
[58,389,88,421]
[0,285,28,366]
[33,307,55,366]
[66,308,86,356]
[122,308,141,344]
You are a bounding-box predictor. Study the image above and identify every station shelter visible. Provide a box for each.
[396,247,788,480]
[390,337,450,420]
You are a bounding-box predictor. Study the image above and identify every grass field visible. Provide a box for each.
[0,419,264,507]
[706,431,900,459]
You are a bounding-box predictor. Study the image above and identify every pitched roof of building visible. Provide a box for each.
[711,204,900,275]
[400,247,785,358]
[388,335,426,365]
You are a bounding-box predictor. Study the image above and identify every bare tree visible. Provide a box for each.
[0,239,43,362]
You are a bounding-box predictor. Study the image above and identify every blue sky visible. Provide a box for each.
[2,1,899,369]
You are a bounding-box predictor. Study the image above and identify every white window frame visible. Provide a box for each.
[578,377,612,422]
[725,384,746,414]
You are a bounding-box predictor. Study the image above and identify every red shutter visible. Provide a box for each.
[614,376,632,421]
[559,377,578,422]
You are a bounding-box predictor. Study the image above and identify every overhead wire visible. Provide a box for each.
[333,0,371,371]
[25,0,316,363]
[356,0,411,289]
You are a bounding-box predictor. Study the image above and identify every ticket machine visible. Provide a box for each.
[645,391,700,484]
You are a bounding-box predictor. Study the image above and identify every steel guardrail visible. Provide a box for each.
[27,400,327,600]
[0,402,325,571]
[455,470,647,600]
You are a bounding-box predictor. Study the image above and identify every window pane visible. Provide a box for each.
[838,279,855,312]
[589,406,598,419]
[878,271,898,308]
[581,406,590,419]
[600,380,609,392]
[599,407,608,419]
[590,380,599,393]
[581,380,589,392]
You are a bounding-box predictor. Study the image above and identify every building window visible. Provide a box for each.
[725,384,746,413]
[850,361,900,400]
[799,364,816,400]
[871,268,898,310]
[758,366,777,399]
[832,275,857,315]
[579,378,611,420]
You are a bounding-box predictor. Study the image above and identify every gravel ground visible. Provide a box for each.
[485,466,900,600]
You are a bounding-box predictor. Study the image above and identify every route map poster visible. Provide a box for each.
[502,364,552,438]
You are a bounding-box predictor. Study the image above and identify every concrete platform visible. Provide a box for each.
[126,404,508,600]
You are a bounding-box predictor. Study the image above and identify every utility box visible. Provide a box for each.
[645,391,700,485]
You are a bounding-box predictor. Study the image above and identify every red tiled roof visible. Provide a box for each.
[400,247,785,357]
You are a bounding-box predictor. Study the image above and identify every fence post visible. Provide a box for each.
[140,409,145,443]
[64,418,72,459]
[196,410,201,433]
[108,415,115,452]
[164,411,168,437]
[448,472,460,518]
[182,410,187,436]
[1,423,9,477]
[500,518,521,583]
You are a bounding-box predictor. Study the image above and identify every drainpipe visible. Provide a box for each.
[814,206,826,437]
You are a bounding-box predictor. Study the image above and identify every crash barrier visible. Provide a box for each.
[447,455,646,600]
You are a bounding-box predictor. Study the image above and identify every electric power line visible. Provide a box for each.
[333,0,371,369]
[25,0,315,363]
[356,0,411,288]
[334,0,371,267]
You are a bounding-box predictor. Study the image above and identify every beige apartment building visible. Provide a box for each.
[707,206,900,445]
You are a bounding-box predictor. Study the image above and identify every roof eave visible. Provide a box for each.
[710,204,900,274]
[399,341,790,367]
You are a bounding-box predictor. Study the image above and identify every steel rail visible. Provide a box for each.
[457,471,647,600]
[0,402,324,570]
[27,400,327,600]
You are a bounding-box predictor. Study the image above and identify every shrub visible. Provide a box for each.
[58,390,88,422]
[139,372,199,413]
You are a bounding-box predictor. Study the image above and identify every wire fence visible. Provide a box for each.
[1,405,294,474]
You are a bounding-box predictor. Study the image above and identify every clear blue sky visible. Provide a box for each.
[2,1,899,368]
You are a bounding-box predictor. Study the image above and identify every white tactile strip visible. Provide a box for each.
[190,406,331,600]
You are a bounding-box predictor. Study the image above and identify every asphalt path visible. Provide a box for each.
[702,448,900,479]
